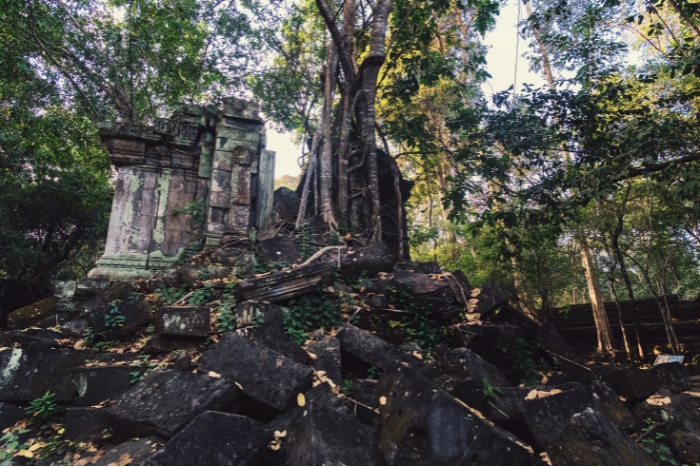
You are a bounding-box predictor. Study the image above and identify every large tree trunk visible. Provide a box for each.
[320,44,337,230]
[525,1,556,91]
[579,235,616,354]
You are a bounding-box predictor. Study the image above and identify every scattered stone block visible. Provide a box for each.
[211,248,256,276]
[72,365,136,406]
[468,280,511,316]
[403,261,442,275]
[376,361,542,465]
[106,368,239,439]
[390,270,454,312]
[61,318,89,338]
[519,383,634,449]
[236,262,336,303]
[362,294,388,309]
[155,306,210,338]
[63,407,113,442]
[161,268,182,287]
[251,323,310,365]
[536,320,594,383]
[305,338,341,386]
[7,329,62,350]
[322,242,396,279]
[105,282,137,302]
[336,324,422,370]
[258,236,302,267]
[198,333,313,412]
[547,408,655,465]
[269,187,299,225]
[145,411,271,466]
[286,401,380,466]
[0,349,94,402]
[87,299,151,334]
[435,347,510,395]
[653,362,692,393]
[180,264,231,282]
[236,301,289,327]
[141,336,201,355]
[7,297,60,329]
[608,366,660,402]
[93,437,164,466]
[173,354,192,371]
[350,379,379,425]
[0,403,26,429]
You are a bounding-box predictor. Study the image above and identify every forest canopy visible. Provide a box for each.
[1,0,700,357]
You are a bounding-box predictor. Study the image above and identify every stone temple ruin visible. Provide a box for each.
[88,98,275,280]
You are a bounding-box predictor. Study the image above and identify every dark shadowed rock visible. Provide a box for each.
[144,411,272,466]
[0,403,25,429]
[468,281,511,316]
[106,368,239,439]
[318,243,396,279]
[258,236,303,267]
[270,186,299,225]
[63,407,113,442]
[336,324,422,370]
[94,438,164,466]
[376,361,543,465]
[390,270,455,312]
[211,248,256,276]
[362,294,388,309]
[519,383,634,450]
[547,408,655,466]
[140,336,201,355]
[173,354,192,371]
[536,320,594,383]
[61,318,89,338]
[155,306,210,338]
[350,379,379,425]
[653,362,692,393]
[72,365,136,406]
[6,329,63,350]
[198,333,313,412]
[236,301,289,327]
[251,323,310,365]
[608,366,660,402]
[87,299,151,334]
[0,348,94,402]
[7,297,60,329]
[286,401,380,466]
[305,338,341,386]
[435,347,510,396]
[180,264,230,283]
[403,261,442,275]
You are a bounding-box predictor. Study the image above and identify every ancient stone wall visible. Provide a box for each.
[89,99,275,280]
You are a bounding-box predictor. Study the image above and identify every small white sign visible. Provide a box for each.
[654,355,684,365]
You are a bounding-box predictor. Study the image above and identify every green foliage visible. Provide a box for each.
[294,224,317,260]
[251,310,265,328]
[482,378,504,399]
[366,366,382,380]
[82,327,95,348]
[189,285,215,306]
[341,378,353,395]
[92,340,119,352]
[284,293,343,345]
[505,339,550,386]
[216,302,237,333]
[105,302,126,329]
[0,428,31,465]
[640,418,677,465]
[391,288,446,352]
[172,200,204,226]
[156,285,189,306]
[25,391,64,425]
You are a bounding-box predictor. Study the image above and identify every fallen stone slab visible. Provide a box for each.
[2,329,63,350]
[106,368,239,439]
[350,379,380,425]
[547,408,655,465]
[519,382,634,450]
[336,324,422,370]
[0,349,94,402]
[180,264,231,282]
[468,280,511,316]
[7,296,60,329]
[286,401,380,466]
[236,301,289,327]
[403,261,442,275]
[258,236,303,267]
[376,361,543,465]
[536,320,594,383]
[87,299,151,334]
[61,318,89,338]
[317,242,396,279]
[435,347,510,395]
[390,270,455,312]
[141,336,202,355]
[155,306,210,338]
[235,262,336,303]
[652,361,692,393]
[608,366,660,402]
[93,437,164,466]
[251,323,310,365]
[0,403,26,430]
[63,407,113,442]
[305,338,341,387]
[211,248,256,276]
[144,411,271,466]
[72,365,136,406]
[198,333,313,412]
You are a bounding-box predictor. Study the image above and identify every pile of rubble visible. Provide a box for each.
[1,236,699,466]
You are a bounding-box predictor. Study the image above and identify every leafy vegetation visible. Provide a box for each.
[284,293,343,345]
[640,418,677,465]
[25,391,64,426]
[104,302,125,329]
[216,302,237,333]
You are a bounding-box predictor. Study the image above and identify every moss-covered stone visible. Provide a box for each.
[7,296,60,329]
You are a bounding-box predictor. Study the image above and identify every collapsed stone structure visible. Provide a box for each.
[89,98,275,280]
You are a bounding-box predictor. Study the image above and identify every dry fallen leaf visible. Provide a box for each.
[274,430,287,438]
[525,389,538,401]
[379,396,387,406]
[28,442,47,452]
[208,371,221,378]
[15,450,34,459]
[297,393,306,407]
[307,352,318,361]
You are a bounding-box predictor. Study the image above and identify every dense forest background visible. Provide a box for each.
[1,0,699,357]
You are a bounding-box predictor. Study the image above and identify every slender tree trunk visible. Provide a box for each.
[525,1,556,90]
[579,235,616,354]
[611,233,645,360]
[608,277,632,360]
[320,44,337,229]
[666,0,700,38]
[296,134,321,228]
